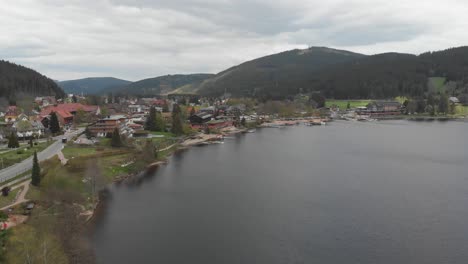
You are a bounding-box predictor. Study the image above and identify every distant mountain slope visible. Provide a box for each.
[58,77,131,95]
[115,74,215,96]
[196,47,366,98]
[0,60,65,101]
[302,47,468,99]
[196,46,468,99]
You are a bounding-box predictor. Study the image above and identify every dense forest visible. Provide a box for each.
[114,74,215,96]
[58,77,131,95]
[196,47,365,98]
[195,46,468,101]
[0,60,65,102]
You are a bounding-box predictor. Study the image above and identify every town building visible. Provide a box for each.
[87,115,129,137]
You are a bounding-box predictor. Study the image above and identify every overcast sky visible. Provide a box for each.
[1,0,467,81]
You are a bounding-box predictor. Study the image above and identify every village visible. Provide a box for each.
[0,93,466,146]
[0,92,466,261]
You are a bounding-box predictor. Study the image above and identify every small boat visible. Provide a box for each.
[247,129,256,133]
[308,121,326,126]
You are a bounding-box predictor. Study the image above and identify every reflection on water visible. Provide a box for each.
[93,120,468,264]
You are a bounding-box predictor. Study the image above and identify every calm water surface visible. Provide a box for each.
[93,120,468,264]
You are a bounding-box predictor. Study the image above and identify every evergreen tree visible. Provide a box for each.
[49,112,61,134]
[111,128,122,147]
[171,104,184,135]
[72,95,78,103]
[31,151,41,186]
[438,93,449,114]
[7,132,19,148]
[29,137,33,148]
[145,107,157,131]
[427,93,436,107]
[84,127,92,139]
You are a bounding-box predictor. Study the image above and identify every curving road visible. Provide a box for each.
[0,128,84,183]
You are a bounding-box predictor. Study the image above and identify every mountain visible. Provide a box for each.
[195,47,366,98]
[58,77,131,95]
[0,60,65,102]
[115,74,215,96]
[195,46,468,100]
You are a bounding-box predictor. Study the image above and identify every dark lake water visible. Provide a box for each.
[93,120,468,264]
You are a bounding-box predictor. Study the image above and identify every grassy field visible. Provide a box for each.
[62,145,97,159]
[325,100,371,109]
[6,135,182,263]
[0,141,54,169]
[0,188,20,208]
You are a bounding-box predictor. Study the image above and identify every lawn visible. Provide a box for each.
[0,188,20,208]
[62,146,97,159]
[0,141,54,169]
[325,100,371,109]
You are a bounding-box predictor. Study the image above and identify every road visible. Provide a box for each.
[0,128,84,183]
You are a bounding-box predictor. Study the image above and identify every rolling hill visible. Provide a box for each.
[0,60,65,102]
[194,47,366,98]
[194,46,468,100]
[58,77,131,95]
[115,74,215,96]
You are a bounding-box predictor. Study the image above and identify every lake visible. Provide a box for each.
[93,120,468,264]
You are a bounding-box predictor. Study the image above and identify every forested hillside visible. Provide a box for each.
[115,74,214,96]
[196,47,365,98]
[0,60,65,102]
[58,77,131,95]
[195,46,468,100]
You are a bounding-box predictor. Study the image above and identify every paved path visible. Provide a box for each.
[0,128,83,183]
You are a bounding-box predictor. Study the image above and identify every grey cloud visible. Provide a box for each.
[1,0,467,80]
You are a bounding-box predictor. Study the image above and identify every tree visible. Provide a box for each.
[7,132,19,148]
[111,128,122,147]
[171,104,184,135]
[145,107,157,131]
[31,151,41,186]
[438,93,449,114]
[49,112,61,134]
[72,95,77,103]
[74,109,86,125]
[310,93,326,108]
[406,100,417,114]
[190,107,196,116]
[416,98,426,113]
[29,137,33,148]
[427,93,436,106]
[84,127,92,139]
[241,117,246,127]
[155,111,165,132]
[346,102,351,109]
[142,139,158,162]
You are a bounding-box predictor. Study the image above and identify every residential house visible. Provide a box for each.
[4,106,19,123]
[359,101,402,115]
[189,113,213,124]
[449,97,460,104]
[88,115,129,137]
[12,119,45,139]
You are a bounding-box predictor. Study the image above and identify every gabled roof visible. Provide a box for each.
[40,103,98,117]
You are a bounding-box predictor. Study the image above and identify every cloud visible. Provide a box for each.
[0,0,467,81]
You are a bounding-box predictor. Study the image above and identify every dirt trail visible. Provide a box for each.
[1,180,31,210]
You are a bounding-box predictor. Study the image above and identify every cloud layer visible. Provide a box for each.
[1,0,467,81]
